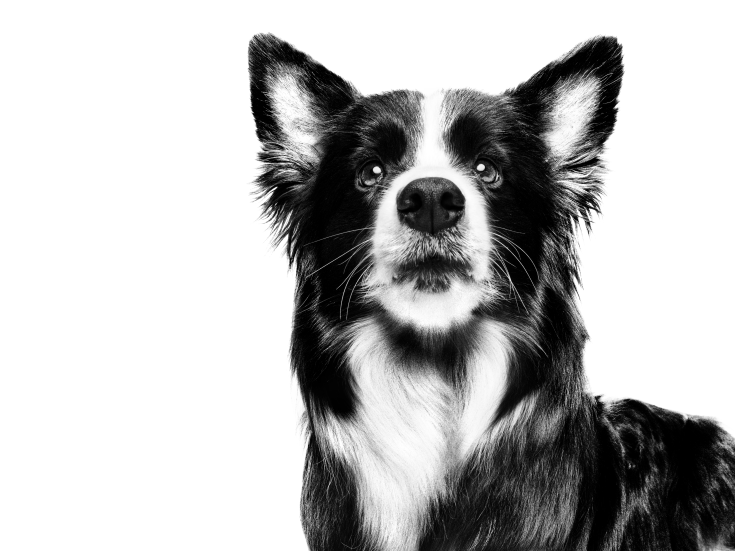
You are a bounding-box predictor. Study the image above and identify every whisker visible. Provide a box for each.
[302,226,374,247]
[305,239,372,278]
[340,239,372,271]
[493,237,538,293]
[345,264,373,320]
[493,232,540,278]
[338,253,371,290]
[488,258,511,300]
[490,223,524,235]
[339,255,371,318]
[491,257,514,303]
[494,253,528,314]
[350,226,374,246]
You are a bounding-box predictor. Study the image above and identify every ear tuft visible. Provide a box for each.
[511,37,623,223]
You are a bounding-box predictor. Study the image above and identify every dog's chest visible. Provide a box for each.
[317,320,509,551]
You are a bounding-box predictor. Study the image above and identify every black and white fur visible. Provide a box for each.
[249,34,735,551]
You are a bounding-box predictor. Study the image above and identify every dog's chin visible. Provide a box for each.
[393,259,472,294]
[376,272,485,331]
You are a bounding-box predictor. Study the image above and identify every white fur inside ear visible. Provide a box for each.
[268,72,320,148]
[544,77,600,162]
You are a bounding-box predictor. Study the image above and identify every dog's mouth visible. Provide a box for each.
[379,227,479,293]
[393,255,473,292]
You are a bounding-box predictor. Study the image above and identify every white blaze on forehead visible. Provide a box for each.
[416,91,449,166]
[544,77,600,162]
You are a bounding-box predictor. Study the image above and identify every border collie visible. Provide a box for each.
[248,34,735,551]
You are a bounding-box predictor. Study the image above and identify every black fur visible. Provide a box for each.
[249,34,735,550]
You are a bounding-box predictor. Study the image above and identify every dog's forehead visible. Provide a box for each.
[353,89,509,157]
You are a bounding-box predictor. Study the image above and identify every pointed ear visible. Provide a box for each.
[248,34,357,255]
[511,37,623,222]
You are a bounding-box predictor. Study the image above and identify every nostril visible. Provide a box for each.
[398,191,423,214]
[440,190,465,211]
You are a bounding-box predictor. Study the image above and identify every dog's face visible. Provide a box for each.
[250,35,622,331]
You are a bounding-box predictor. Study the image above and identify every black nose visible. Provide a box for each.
[396,177,465,234]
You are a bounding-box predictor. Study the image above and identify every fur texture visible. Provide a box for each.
[248,34,735,551]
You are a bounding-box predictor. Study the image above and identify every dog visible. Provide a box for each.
[248,34,735,551]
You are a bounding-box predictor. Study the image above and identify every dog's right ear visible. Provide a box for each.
[249,34,357,256]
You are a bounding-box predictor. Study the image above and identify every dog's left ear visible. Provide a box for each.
[249,34,358,256]
[510,37,623,222]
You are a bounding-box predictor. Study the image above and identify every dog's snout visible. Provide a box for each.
[396,177,465,234]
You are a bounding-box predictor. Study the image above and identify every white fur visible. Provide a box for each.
[458,322,511,458]
[316,319,514,551]
[268,73,320,149]
[318,319,456,551]
[415,92,446,167]
[376,279,487,329]
[704,541,733,551]
[368,91,495,329]
[544,77,600,163]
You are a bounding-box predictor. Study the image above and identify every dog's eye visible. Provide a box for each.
[474,158,501,187]
[357,161,385,189]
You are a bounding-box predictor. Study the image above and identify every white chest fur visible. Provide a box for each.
[316,319,510,551]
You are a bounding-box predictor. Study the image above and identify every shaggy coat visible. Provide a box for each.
[249,34,735,551]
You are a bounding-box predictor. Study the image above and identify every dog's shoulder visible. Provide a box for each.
[600,398,735,549]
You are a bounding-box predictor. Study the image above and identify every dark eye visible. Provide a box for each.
[357,160,385,189]
[473,158,501,187]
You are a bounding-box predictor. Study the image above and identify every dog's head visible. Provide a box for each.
[249,35,622,331]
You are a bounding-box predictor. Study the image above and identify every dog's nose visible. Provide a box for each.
[396,177,465,234]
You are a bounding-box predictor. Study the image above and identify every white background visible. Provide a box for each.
[1,2,733,550]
